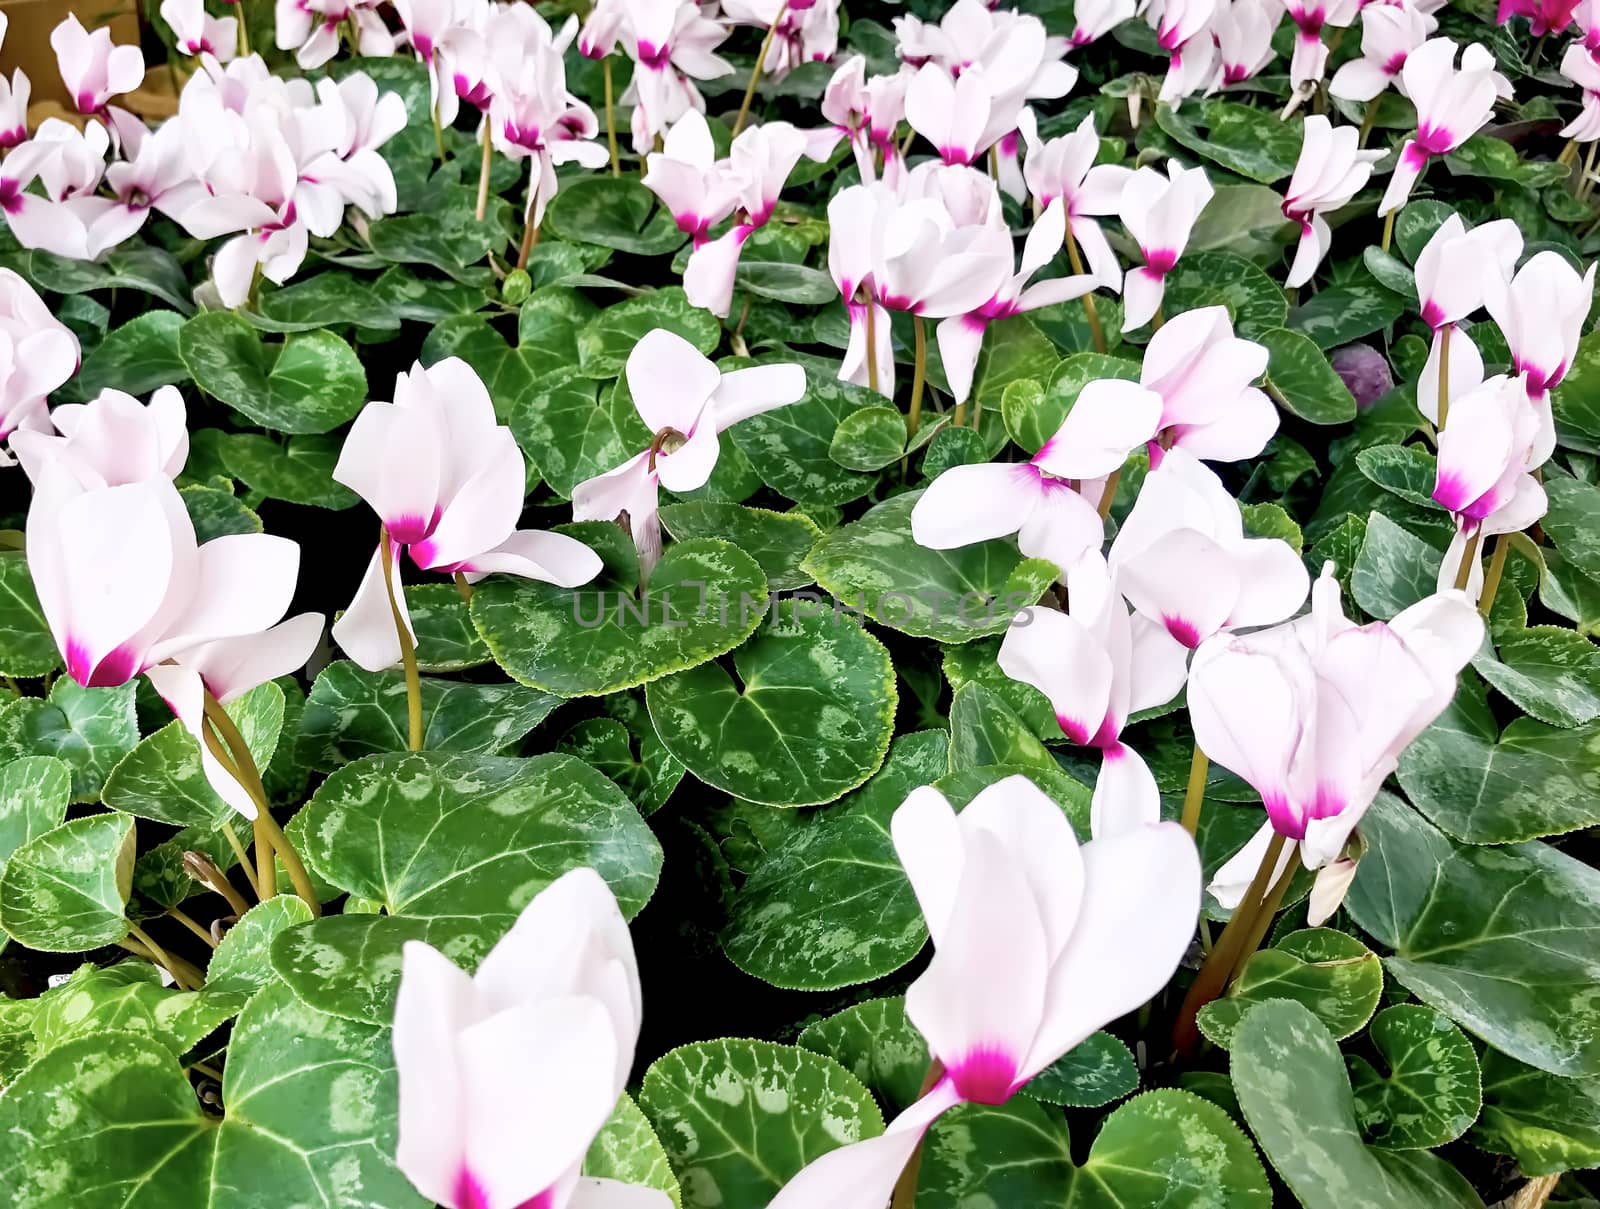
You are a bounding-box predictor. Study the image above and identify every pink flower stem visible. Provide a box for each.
[1172,830,1289,1054]
[732,0,789,138]
[1380,207,1396,253]
[453,571,474,604]
[1064,225,1106,354]
[889,1059,946,1209]
[121,925,204,990]
[379,526,425,752]
[604,56,621,177]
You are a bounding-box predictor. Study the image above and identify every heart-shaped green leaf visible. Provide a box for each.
[102,681,284,828]
[0,811,134,951]
[0,679,139,803]
[829,405,906,471]
[913,1089,1272,1208]
[1346,793,1600,1077]
[0,755,68,883]
[299,750,662,928]
[720,730,948,990]
[803,491,1059,643]
[367,186,510,282]
[297,661,559,769]
[1164,251,1288,338]
[1348,1004,1481,1150]
[1398,675,1600,843]
[726,370,880,506]
[218,432,360,509]
[646,605,896,806]
[1472,1047,1600,1176]
[178,312,367,434]
[1473,624,1600,727]
[472,525,770,696]
[1290,281,1408,350]
[1198,928,1384,1048]
[639,1039,883,1209]
[585,1094,684,1207]
[1232,1000,1484,1209]
[1354,444,1443,511]
[206,895,316,997]
[577,287,720,378]
[659,502,821,591]
[507,368,645,497]
[0,554,60,678]
[1155,99,1303,183]
[1261,327,1359,424]
[31,961,243,1059]
[557,716,683,816]
[544,176,689,256]
[62,311,188,401]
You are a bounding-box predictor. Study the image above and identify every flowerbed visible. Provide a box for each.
[0,0,1597,1206]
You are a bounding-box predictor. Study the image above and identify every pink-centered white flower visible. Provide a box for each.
[1283,0,1360,88]
[722,0,840,81]
[1328,1,1436,102]
[896,1,1077,102]
[332,358,602,672]
[827,166,1015,399]
[937,200,1099,405]
[487,10,609,232]
[821,56,911,183]
[1117,159,1214,330]
[393,0,488,129]
[1141,306,1278,462]
[1378,38,1504,216]
[1413,215,1522,424]
[1109,448,1309,649]
[620,0,733,155]
[999,553,1191,834]
[26,464,321,818]
[911,376,1161,571]
[274,0,395,70]
[52,14,143,118]
[682,120,819,319]
[1211,0,1282,88]
[1432,372,1547,524]
[1485,250,1596,398]
[1575,0,1600,53]
[393,868,670,1209]
[1282,115,1385,287]
[1191,565,1482,919]
[769,775,1200,1209]
[1072,0,1138,45]
[642,110,741,243]
[0,119,122,260]
[905,62,1025,168]
[175,56,404,304]
[572,331,806,576]
[0,59,27,150]
[0,269,79,460]
[161,0,237,59]
[11,386,187,487]
[1560,42,1600,140]
[1016,109,1131,290]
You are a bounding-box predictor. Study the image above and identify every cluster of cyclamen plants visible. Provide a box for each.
[2,0,1600,1205]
